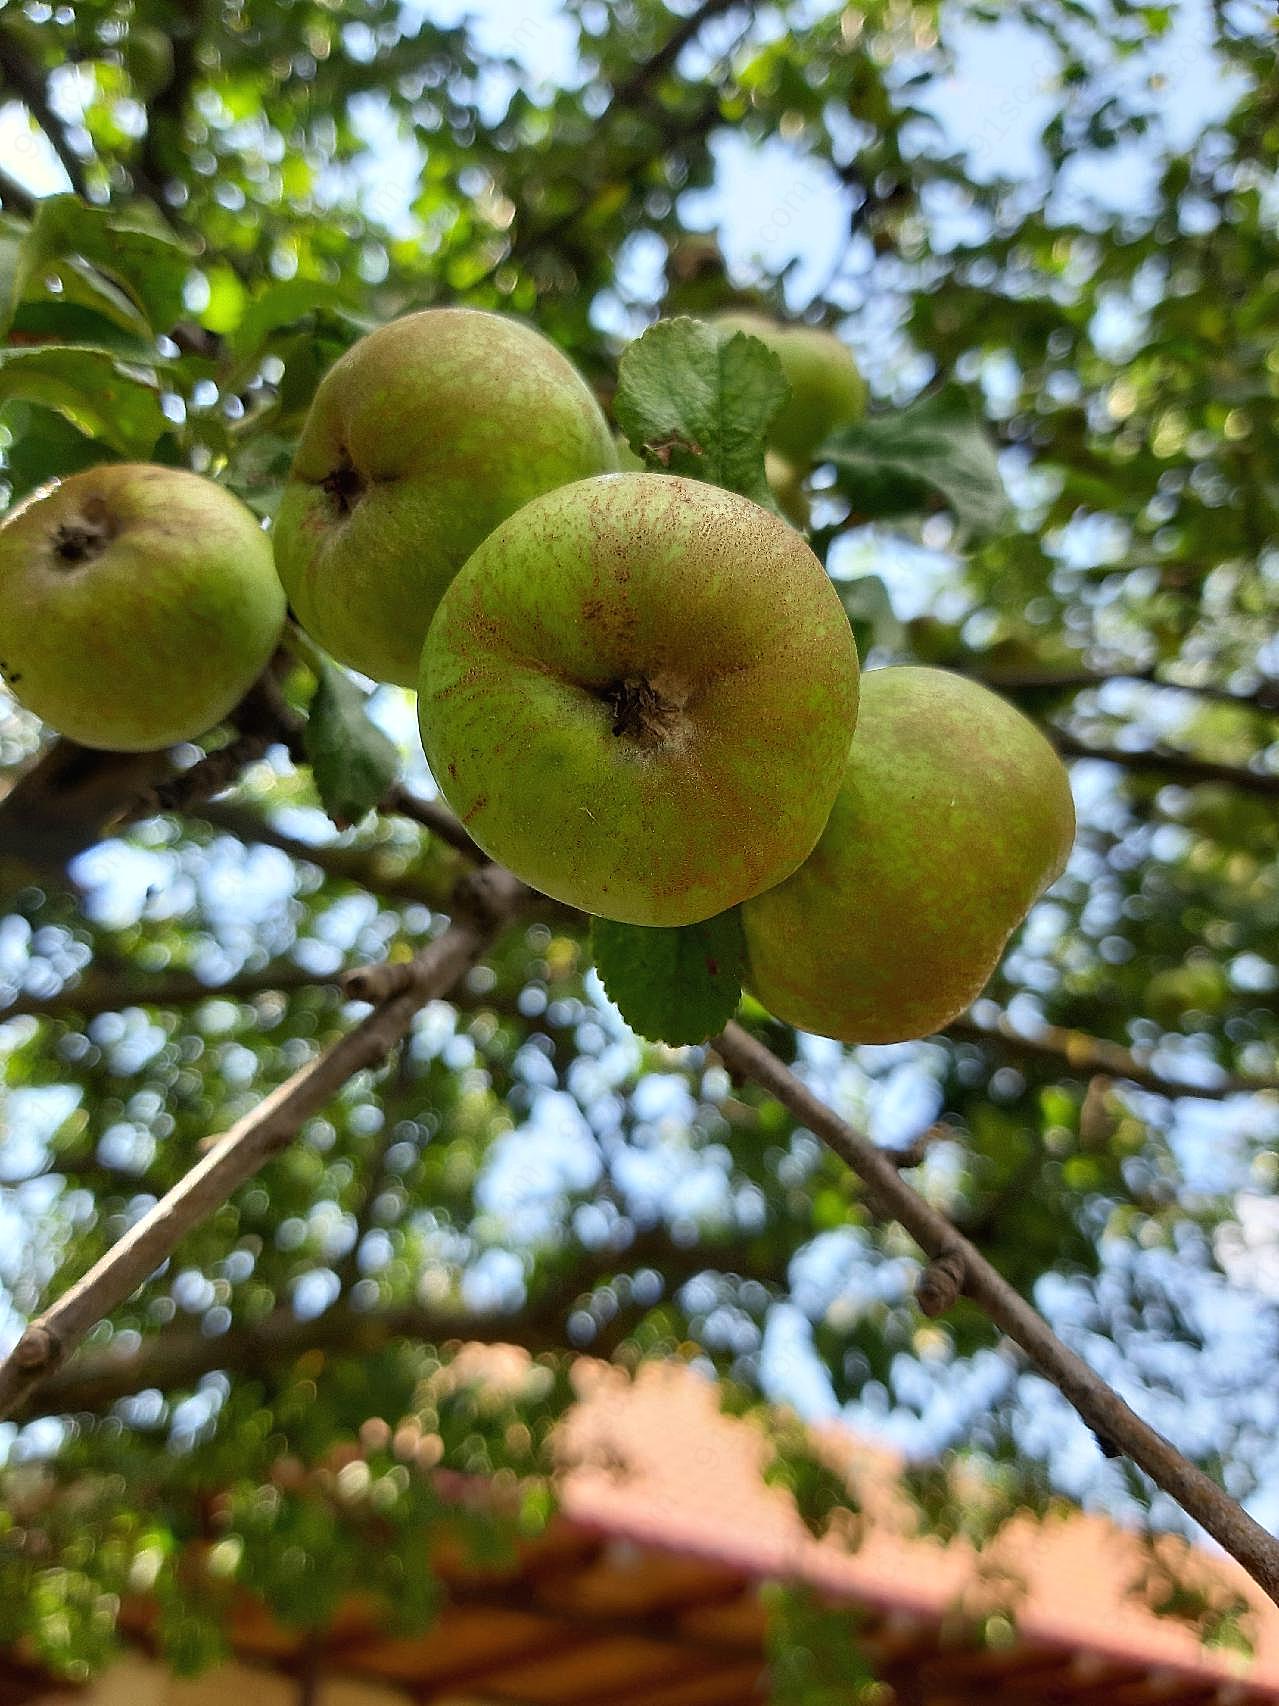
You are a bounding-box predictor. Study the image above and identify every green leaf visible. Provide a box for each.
[233,279,345,351]
[0,403,114,502]
[27,253,158,341]
[225,430,297,520]
[0,218,25,335]
[15,195,193,337]
[9,299,161,359]
[303,658,399,831]
[614,316,788,510]
[823,384,1011,538]
[272,330,336,419]
[0,345,165,455]
[838,573,904,659]
[592,910,747,1045]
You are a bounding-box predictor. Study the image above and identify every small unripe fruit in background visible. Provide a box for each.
[123,26,174,99]
[420,472,860,927]
[712,312,866,466]
[272,308,617,687]
[742,667,1075,1043]
[0,465,285,752]
[765,451,810,530]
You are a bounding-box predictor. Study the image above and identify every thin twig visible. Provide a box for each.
[610,0,742,105]
[196,801,457,912]
[0,23,91,198]
[465,4,735,297]
[12,1297,561,1420]
[117,732,280,828]
[0,867,526,1422]
[0,961,320,1025]
[887,1123,952,1168]
[1050,728,1279,798]
[12,1222,782,1420]
[974,664,1279,715]
[381,781,487,863]
[712,1019,1279,1607]
[916,1246,965,1317]
[948,1010,1279,1101]
[115,665,304,829]
[0,162,35,217]
[9,949,1270,1111]
[118,653,479,862]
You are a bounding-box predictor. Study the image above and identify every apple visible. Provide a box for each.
[0,464,285,752]
[741,667,1075,1043]
[419,472,860,926]
[765,451,810,530]
[272,308,617,687]
[713,311,866,466]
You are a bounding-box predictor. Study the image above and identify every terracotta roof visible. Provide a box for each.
[10,1351,1279,1706]
[556,1356,1279,1699]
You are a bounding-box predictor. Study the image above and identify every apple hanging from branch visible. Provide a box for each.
[0,464,285,752]
[272,308,618,687]
[741,667,1076,1043]
[419,472,861,927]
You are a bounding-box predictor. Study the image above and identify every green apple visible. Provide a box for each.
[420,473,860,926]
[765,451,810,530]
[741,667,1075,1043]
[713,311,866,466]
[273,308,617,687]
[0,464,285,752]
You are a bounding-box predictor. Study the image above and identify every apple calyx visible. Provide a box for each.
[600,674,685,746]
[53,496,114,568]
[320,450,365,517]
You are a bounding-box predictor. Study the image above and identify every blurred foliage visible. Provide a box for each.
[764,1584,885,1705]
[0,0,1277,1691]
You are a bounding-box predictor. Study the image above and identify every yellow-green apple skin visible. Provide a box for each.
[765,451,810,530]
[0,464,285,752]
[712,312,866,466]
[273,308,617,686]
[741,667,1076,1043]
[420,472,860,927]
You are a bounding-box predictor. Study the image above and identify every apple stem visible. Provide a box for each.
[282,620,331,681]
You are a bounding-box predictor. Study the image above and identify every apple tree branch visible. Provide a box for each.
[0,864,527,1420]
[712,1019,1279,1605]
